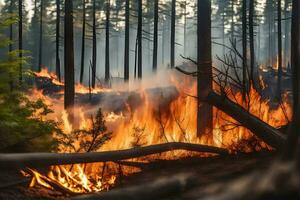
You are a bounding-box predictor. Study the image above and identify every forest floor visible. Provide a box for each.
[0,151,292,200]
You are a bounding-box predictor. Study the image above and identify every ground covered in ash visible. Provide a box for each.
[2,151,299,200]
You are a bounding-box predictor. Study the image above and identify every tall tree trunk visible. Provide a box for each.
[38,0,43,72]
[152,0,158,72]
[277,0,283,98]
[231,0,234,39]
[92,0,97,88]
[222,5,225,56]
[64,0,75,122]
[184,1,187,56]
[9,0,13,53]
[284,0,290,70]
[56,0,61,81]
[18,0,22,83]
[162,20,165,65]
[249,0,255,84]
[137,0,142,79]
[170,0,176,68]
[80,0,86,84]
[105,0,110,83]
[197,0,213,136]
[145,0,151,69]
[283,0,300,160]
[242,0,248,98]
[124,0,130,81]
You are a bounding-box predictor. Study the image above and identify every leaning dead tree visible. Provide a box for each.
[176,52,287,150]
[0,143,228,170]
[205,91,286,149]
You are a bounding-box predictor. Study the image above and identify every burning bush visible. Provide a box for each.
[55,108,112,153]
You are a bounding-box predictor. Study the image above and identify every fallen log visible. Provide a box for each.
[205,91,287,149]
[34,75,179,113]
[0,142,228,170]
[72,173,197,200]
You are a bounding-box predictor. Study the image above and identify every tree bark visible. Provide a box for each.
[242,0,248,98]
[170,0,176,68]
[64,0,75,122]
[137,0,142,79]
[105,0,110,83]
[80,0,86,84]
[0,143,228,170]
[152,0,159,72]
[56,0,61,81]
[205,91,286,149]
[249,0,255,83]
[124,0,130,81]
[283,0,300,160]
[9,0,13,53]
[277,0,283,98]
[18,0,22,83]
[197,0,213,136]
[92,0,97,88]
[38,0,43,72]
[184,1,187,56]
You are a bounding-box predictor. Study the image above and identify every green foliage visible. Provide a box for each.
[0,16,61,152]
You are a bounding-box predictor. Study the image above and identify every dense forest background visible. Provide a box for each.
[0,0,292,84]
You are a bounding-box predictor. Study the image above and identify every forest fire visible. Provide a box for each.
[1,0,299,198]
[23,68,292,194]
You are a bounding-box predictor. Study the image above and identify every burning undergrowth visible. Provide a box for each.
[22,68,291,195]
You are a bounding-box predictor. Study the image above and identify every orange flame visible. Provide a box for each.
[25,70,291,194]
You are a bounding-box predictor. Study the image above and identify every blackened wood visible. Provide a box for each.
[124,0,130,81]
[80,0,86,84]
[0,143,228,170]
[64,0,75,121]
[197,0,213,136]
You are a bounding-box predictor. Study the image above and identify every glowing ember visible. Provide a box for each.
[23,166,116,194]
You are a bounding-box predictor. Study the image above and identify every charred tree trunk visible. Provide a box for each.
[137,0,142,79]
[38,0,43,72]
[105,0,110,83]
[242,0,248,98]
[283,0,300,160]
[249,0,255,84]
[64,0,75,122]
[277,0,283,98]
[170,0,176,68]
[205,91,286,149]
[80,0,86,84]
[56,0,61,81]
[18,0,22,83]
[152,0,158,72]
[124,0,130,81]
[284,0,289,69]
[92,0,97,88]
[197,0,213,136]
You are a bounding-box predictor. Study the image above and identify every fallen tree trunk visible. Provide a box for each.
[72,173,197,200]
[0,143,228,170]
[205,91,287,149]
[34,75,179,113]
